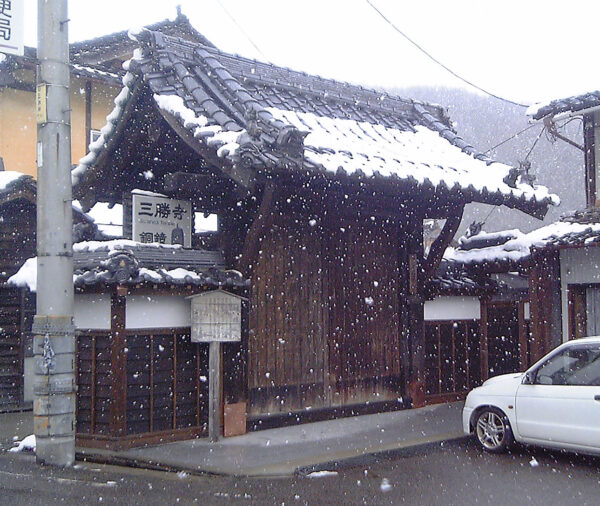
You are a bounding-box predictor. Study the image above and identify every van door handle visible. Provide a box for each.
[595,395,600,401]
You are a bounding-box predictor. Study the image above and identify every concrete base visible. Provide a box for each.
[36,436,75,467]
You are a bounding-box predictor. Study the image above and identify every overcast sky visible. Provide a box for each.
[22,0,600,106]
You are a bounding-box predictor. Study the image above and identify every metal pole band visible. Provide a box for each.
[32,315,75,336]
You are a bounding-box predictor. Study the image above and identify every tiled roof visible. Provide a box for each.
[426,261,496,297]
[69,12,215,63]
[528,91,600,120]
[74,241,246,289]
[73,30,558,217]
[0,13,209,88]
[445,217,600,267]
[8,241,247,292]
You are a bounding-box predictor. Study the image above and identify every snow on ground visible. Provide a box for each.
[9,434,36,453]
[306,470,338,478]
[380,477,392,492]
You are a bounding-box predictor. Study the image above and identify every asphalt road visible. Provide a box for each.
[0,438,599,505]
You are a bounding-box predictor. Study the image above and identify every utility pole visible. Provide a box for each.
[33,0,75,466]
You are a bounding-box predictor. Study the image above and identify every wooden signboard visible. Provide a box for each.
[189,290,243,343]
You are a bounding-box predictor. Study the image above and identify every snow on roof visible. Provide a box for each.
[269,107,558,204]
[71,63,120,81]
[131,188,168,198]
[153,94,243,158]
[72,30,559,217]
[73,238,182,254]
[83,202,123,237]
[0,171,29,191]
[528,90,600,120]
[445,221,600,265]
[72,71,136,185]
[7,257,38,292]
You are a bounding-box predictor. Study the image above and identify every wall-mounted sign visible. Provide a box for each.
[0,0,24,56]
[132,192,192,248]
[36,84,47,124]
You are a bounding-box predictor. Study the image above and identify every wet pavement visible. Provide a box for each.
[1,437,599,505]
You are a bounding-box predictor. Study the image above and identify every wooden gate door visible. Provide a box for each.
[486,303,520,377]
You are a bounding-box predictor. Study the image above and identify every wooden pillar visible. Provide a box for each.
[110,289,127,437]
[528,251,561,363]
[479,298,489,382]
[406,218,425,408]
[84,80,92,154]
[518,301,528,371]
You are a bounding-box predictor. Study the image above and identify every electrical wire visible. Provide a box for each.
[525,125,546,160]
[479,123,547,226]
[364,0,529,108]
[213,0,270,62]
[484,123,540,155]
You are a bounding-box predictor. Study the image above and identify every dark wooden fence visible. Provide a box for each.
[0,287,34,411]
[76,329,208,448]
[424,320,481,403]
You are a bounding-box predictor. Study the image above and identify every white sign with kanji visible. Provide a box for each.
[132,192,192,248]
[0,0,24,57]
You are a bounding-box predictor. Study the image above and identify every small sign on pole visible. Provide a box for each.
[0,0,24,57]
[36,84,47,124]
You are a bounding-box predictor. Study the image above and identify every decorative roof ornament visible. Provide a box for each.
[517,160,536,186]
[465,221,484,239]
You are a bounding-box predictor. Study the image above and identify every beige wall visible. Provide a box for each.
[0,75,120,178]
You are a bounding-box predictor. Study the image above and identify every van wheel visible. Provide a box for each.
[474,407,514,453]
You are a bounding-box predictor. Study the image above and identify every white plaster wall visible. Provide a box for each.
[126,295,191,329]
[424,296,480,321]
[74,294,111,330]
[560,247,600,342]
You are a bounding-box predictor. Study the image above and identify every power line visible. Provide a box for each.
[484,123,540,154]
[364,0,529,108]
[525,125,546,160]
[213,0,269,62]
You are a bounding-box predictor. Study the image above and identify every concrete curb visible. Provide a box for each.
[76,432,469,478]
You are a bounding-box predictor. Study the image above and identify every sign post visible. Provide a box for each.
[188,290,245,442]
[0,0,24,57]
[208,341,221,442]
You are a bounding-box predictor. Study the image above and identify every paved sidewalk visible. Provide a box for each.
[0,409,33,450]
[78,401,466,476]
